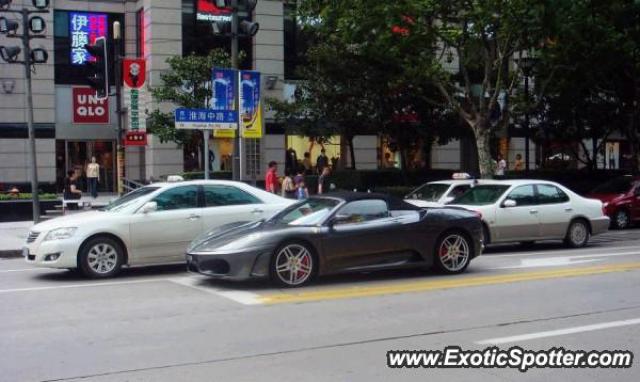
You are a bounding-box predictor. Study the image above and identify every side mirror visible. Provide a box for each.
[502,199,517,208]
[141,201,157,214]
[328,213,351,228]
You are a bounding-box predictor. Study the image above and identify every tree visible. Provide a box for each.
[270,0,460,171]
[147,50,232,170]
[532,0,640,171]
[291,0,556,177]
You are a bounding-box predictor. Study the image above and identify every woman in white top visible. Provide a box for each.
[86,156,100,198]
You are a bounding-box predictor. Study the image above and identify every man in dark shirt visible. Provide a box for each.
[64,170,82,210]
[316,149,328,174]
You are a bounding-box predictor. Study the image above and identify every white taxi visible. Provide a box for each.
[405,174,477,208]
[24,180,293,278]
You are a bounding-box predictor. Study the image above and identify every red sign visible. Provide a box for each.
[124,131,147,146]
[72,87,109,124]
[197,0,231,15]
[123,59,146,89]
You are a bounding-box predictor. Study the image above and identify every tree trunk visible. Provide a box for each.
[474,126,494,179]
[346,135,356,170]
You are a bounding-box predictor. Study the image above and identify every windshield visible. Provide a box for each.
[591,177,633,194]
[450,185,510,206]
[406,183,450,202]
[102,187,159,212]
[269,198,341,226]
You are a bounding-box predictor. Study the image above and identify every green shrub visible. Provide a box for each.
[0,193,58,201]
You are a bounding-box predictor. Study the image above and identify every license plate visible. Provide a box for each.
[22,247,29,258]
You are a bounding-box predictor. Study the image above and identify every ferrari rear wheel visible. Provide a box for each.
[434,232,471,274]
[271,242,316,287]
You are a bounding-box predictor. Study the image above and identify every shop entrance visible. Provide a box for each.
[56,140,116,193]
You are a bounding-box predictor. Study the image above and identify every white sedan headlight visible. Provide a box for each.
[44,227,78,241]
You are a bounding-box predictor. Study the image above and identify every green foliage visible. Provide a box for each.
[147,50,233,146]
[0,193,57,201]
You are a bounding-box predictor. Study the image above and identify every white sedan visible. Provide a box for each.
[24,180,294,278]
[405,179,475,208]
[448,179,610,247]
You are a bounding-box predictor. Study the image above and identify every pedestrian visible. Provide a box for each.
[316,148,328,174]
[281,171,296,199]
[64,170,82,210]
[296,180,309,200]
[318,166,331,194]
[285,147,297,174]
[514,153,524,171]
[265,161,278,194]
[86,156,100,198]
[302,152,312,175]
[495,154,507,177]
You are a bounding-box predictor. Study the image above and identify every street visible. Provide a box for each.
[0,230,639,381]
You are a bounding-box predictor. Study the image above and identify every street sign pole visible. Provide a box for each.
[231,0,241,181]
[204,129,210,180]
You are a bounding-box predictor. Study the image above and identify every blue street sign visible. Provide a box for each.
[174,108,238,130]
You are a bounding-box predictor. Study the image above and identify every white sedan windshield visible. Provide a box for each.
[102,187,159,212]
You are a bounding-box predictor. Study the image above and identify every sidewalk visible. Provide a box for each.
[0,220,33,258]
[0,194,118,258]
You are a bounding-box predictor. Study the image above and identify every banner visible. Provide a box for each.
[212,67,238,138]
[123,58,148,135]
[239,70,263,139]
[72,87,109,124]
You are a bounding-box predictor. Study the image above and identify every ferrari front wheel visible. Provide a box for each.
[271,242,316,287]
[434,232,471,274]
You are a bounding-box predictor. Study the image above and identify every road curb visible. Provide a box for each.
[0,250,23,259]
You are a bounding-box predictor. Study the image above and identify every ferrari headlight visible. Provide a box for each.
[44,227,77,241]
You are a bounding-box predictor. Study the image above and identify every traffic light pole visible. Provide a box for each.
[20,8,39,222]
[231,0,241,181]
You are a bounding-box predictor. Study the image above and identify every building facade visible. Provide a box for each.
[1,0,560,194]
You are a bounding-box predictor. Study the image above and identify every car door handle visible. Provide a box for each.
[529,209,538,214]
[187,214,201,220]
[251,208,264,214]
[564,207,573,212]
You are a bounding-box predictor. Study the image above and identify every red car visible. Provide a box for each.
[587,175,640,229]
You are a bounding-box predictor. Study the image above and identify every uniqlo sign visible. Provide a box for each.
[72,87,110,124]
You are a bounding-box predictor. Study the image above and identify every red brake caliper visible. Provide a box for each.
[298,255,309,278]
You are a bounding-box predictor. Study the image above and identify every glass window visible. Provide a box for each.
[103,186,159,212]
[407,183,449,202]
[271,198,340,225]
[537,184,569,204]
[153,186,199,211]
[335,200,389,224]
[448,185,471,199]
[505,185,536,207]
[451,185,510,206]
[203,185,260,207]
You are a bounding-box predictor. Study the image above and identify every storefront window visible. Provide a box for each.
[285,136,341,175]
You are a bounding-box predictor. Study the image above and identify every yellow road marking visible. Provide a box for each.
[260,262,640,305]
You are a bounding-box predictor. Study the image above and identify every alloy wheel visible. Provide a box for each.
[615,211,629,229]
[570,222,588,245]
[87,243,118,274]
[274,244,313,286]
[438,234,470,272]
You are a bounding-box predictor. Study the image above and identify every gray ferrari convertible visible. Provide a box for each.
[186,192,483,287]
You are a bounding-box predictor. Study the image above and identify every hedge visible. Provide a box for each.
[0,193,58,201]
